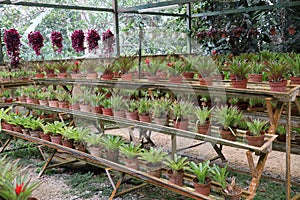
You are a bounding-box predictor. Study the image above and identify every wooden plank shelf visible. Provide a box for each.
[32,78,300,102]
[0,129,255,200]
[5,102,277,154]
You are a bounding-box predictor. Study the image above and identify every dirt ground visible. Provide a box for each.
[28,128,300,200]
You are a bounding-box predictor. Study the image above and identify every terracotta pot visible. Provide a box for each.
[62,139,74,149]
[89,146,101,157]
[246,134,265,147]
[269,80,287,92]
[157,71,167,79]
[182,72,194,80]
[199,77,213,86]
[39,133,51,141]
[290,77,300,85]
[147,75,160,82]
[39,100,49,106]
[105,149,119,162]
[197,122,210,135]
[46,73,56,78]
[79,104,91,112]
[125,111,139,120]
[75,143,86,152]
[169,75,183,84]
[86,73,98,80]
[27,197,39,200]
[58,101,69,109]
[231,79,247,89]
[124,157,139,170]
[102,73,114,80]
[48,100,59,107]
[4,98,13,103]
[70,104,80,110]
[121,73,133,81]
[248,74,263,82]
[221,185,243,200]
[167,169,184,186]
[18,96,27,103]
[71,73,81,79]
[35,73,44,78]
[193,177,211,197]
[173,119,188,130]
[2,122,13,131]
[154,117,169,126]
[219,129,236,141]
[113,110,126,118]
[102,108,113,116]
[147,164,161,178]
[13,126,23,133]
[50,135,62,145]
[29,130,40,138]
[91,106,103,114]
[57,73,68,78]
[26,97,34,104]
[138,114,151,123]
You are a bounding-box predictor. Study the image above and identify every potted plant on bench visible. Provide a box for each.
[100,134,125,162]
[195,106,212,135]
[245,118,268,147]
[120,142,143,170]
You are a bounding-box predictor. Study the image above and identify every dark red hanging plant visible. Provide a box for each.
[71,30,85,53]
[50,31,63,53]
[3,28,21,67]
[28,31,44,56]
[87,29,100,52]
[102,29,115,55]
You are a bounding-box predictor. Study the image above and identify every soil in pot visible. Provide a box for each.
[101,73,114,80]
[167,169,184,186]
[221,185,243,200]
[193,177,211,197]
[219,129,236,141]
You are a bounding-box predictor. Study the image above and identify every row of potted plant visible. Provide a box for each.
[0,110,241,199]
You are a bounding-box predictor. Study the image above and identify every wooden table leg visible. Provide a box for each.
[286,101,292,200]
[0,135,12,153]
[211,144,226,162]
[246,151,268,193]
[265,98,284,134]
[38,149,57,177]
[109,173,125,200]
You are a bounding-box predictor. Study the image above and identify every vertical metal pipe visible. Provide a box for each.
[186,3,192,54]
[286,101,291,200]
[112,0,120,56]
[0,29,4,65]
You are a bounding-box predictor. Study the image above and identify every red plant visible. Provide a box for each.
[102,29,115,56]
[87,29,100,51]
[196,31,207,40]
[71,30,85,53]
[28,31,44,56]
[15,182,25,195]
[3,28,21,67]
[50,31,63,53]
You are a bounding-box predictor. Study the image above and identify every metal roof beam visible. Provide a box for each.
[0,1,114,12]
[192,1,300,18]
[119,0,199,13]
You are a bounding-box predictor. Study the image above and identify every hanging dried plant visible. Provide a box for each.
[28,31,44,56]
[3,28,21,67]
[71,30,85,53]
[87,29,100,51]
[102,29,115,56]
[50,31,63,53]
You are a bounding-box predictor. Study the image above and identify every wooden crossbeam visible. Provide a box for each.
[265,98,285,134]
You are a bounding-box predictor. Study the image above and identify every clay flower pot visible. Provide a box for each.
[50,134,62,145]
[197,122,210,135]
[167,169,184,186]
[169,75,183,84]
[199,77,213,86]
[182,72,194,80]
[173,119,188,130]
[79,104,91,112]
[231,79,247,89]
[121,73,133,81]
[290,77,300,85]
[138,114,151,123]
[269,80,287,92]
[248,74,263,82]
[147,75,160,82]
[246,133,265,147]
[193,177,211,196]
[219,129,236,141]
[102,108,113,116]
[125,111,139,120]
[113,110,126,118]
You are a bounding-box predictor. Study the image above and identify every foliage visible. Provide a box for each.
[120,142,143,159]
[276,125,286,135]
[125,100,138,112]
[71,30,85,53]
[152,98,171,118]
[0,106,12,131]
[3,28,21,67]
[266,60,288,82]
[89,93,106,107]
[56,90,70,102]
[138,147,167,167]
[210,164,229,189]
[137,98,152,115]
[87,29,100,52]
[213,105,242,132]
[40,121,65,135]
[100,134,124,151]
[246,119,269,136]
[84,132,103,146]
[64,126,90,143]
[186,161,210,184]
[143,58,162,75]
[163,154,189,173]
[228,59,251,80]
[110,95,127,111]
[195,106,212,125]
[192,56,216,77]
[101,98,112,109]
[171,100,194,120]
[50,31,63,53]
[166,57,185,76]
[285,53,300,77]
[114,56,136,74]
[23,117,44,131]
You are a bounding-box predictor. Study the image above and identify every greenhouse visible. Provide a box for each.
[0,0,300,199]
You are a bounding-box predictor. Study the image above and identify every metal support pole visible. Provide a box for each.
[113,0,120,56]
[286,101,291,200]
[186,3,192,54]
[0,29,4,65]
